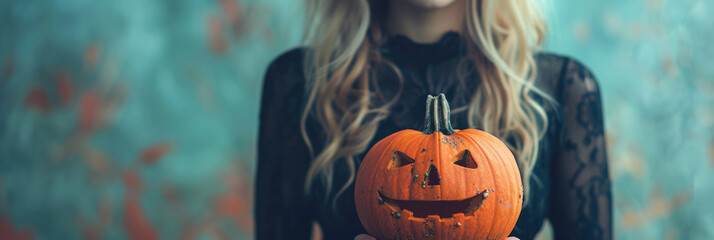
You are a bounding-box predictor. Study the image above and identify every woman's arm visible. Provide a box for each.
[255,49,315,239]
[548,58,613,239]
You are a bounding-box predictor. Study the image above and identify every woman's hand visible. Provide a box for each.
[354,234,520,240]
[354,234,376,240]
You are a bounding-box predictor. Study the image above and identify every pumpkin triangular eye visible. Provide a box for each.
[390,151,415,169]
[452,150,477,169]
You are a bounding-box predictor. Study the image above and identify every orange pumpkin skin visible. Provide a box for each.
[354,94,523,240]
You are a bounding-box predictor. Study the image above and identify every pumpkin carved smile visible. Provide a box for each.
[377,189,489,220]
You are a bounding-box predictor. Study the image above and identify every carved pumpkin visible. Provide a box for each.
[354,94,523,240]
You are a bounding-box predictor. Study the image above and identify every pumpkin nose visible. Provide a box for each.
[427,164,440,186]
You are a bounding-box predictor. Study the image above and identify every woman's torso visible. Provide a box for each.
[256,32,594,240]
[310,32,565,239]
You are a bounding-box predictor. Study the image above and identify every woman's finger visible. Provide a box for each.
[354,234,377,240]
[354,234,518,240]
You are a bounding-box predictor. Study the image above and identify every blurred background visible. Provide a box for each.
[0,0,712,239]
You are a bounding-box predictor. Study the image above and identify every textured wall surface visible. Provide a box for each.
[0,0,712,239]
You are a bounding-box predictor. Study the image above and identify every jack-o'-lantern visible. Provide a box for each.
[354,94,523,240]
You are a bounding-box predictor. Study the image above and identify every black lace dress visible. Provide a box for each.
[255,32,612,240]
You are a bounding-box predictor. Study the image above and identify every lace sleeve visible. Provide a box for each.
[254,49,315,239]
[548,58,613,240]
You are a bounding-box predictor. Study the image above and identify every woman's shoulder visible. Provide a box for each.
[265,47,307,80]
[534,52,596,77]
[533,52,600,99]
[260,47,310,116]
[262,47,308,97]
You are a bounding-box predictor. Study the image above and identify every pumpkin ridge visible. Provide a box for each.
[484,138,512,238]
[458,132,502,238]
[411,131,433,200]
[359,131,408,237]
[435,132,445,204]
[467,129,522,237]
[381,131,421,236]
[483,131,523,236]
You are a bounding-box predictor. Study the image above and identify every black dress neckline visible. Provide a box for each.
[381,31,468,63]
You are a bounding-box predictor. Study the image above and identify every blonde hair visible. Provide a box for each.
[300,0,550,207]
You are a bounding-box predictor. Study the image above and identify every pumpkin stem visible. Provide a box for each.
[422,93,455,135]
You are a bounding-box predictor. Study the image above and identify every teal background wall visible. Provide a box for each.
[0,0,712,239]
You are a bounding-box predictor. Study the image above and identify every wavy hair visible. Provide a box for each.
[300,0,550,207]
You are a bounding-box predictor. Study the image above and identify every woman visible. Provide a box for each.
[256,0,612,239]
